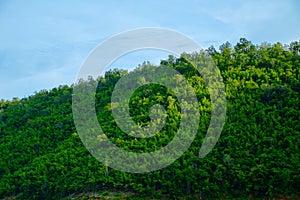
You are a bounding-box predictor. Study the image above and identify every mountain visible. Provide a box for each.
[1,38,300,199]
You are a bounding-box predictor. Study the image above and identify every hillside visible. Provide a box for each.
[0,38,300,199]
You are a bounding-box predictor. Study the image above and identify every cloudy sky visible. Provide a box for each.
[1,0,299,100]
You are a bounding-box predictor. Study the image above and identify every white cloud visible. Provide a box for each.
[201,0,291,24]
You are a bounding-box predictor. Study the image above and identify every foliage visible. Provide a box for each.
[0,39,300,199]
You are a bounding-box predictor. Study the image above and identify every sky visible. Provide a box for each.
[0,0,300,100]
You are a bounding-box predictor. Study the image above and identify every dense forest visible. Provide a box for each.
[0,38,300,199]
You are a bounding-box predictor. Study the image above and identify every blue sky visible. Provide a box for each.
[1,0,299,100]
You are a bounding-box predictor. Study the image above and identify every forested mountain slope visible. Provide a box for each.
[0,39,300,199]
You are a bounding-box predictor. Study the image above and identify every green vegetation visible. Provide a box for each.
[0,39,300,199]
